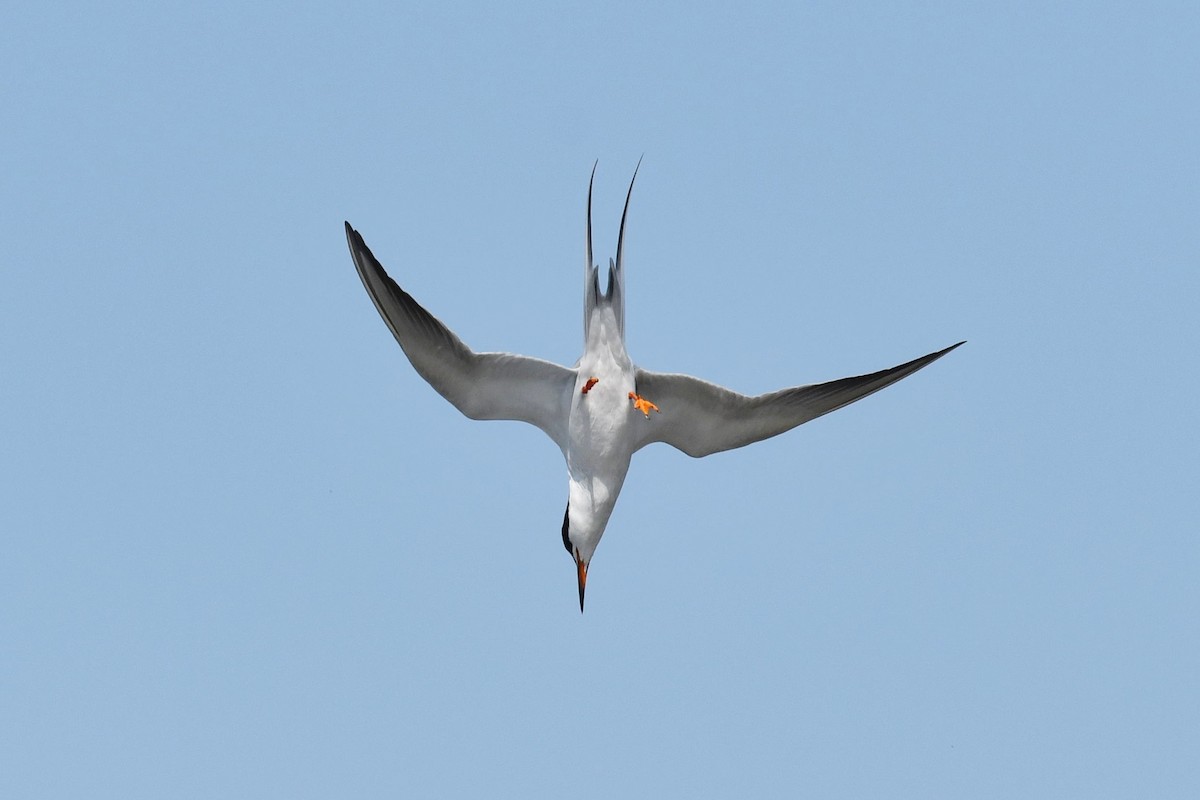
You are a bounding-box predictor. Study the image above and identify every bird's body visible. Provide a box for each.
[566,302,637,567]
[346,165,962,610]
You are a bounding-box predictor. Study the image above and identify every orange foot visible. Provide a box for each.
[581,377,600,394]
[628,392,660,418]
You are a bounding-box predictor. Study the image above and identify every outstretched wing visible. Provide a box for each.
[632,342,964,457]
[346,222,577,449]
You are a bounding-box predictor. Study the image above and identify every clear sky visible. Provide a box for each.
[3,2,1197,797]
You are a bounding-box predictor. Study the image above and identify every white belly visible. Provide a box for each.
[567,354,636,477]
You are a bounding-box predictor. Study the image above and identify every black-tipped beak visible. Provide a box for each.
[575,553,588,613]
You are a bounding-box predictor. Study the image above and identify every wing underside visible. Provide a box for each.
[633,341,964,457]
[346,222,576,448]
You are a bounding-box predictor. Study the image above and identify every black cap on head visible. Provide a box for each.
[561,503,571,553]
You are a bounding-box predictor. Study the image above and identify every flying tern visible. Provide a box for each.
[345,165,963,611]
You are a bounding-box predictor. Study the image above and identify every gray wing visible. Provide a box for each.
[632,342,964,458]
[346,222,577,449]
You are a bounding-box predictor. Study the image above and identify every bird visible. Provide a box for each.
[345,164,963,612]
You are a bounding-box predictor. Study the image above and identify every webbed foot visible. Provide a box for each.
[628,392,660,418]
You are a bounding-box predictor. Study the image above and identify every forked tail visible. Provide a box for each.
[584,159,641,343]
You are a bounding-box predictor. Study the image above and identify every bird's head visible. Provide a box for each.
[560,501,608,613]
[561,475,623,611]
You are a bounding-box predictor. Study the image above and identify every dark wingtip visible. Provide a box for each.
[908,340,967,372]
[344,221,369,254]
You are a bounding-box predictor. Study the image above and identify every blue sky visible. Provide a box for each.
[2,2,1197,797]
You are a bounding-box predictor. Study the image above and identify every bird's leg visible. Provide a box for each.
[628,392,660,418]
[581,377,600,394]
